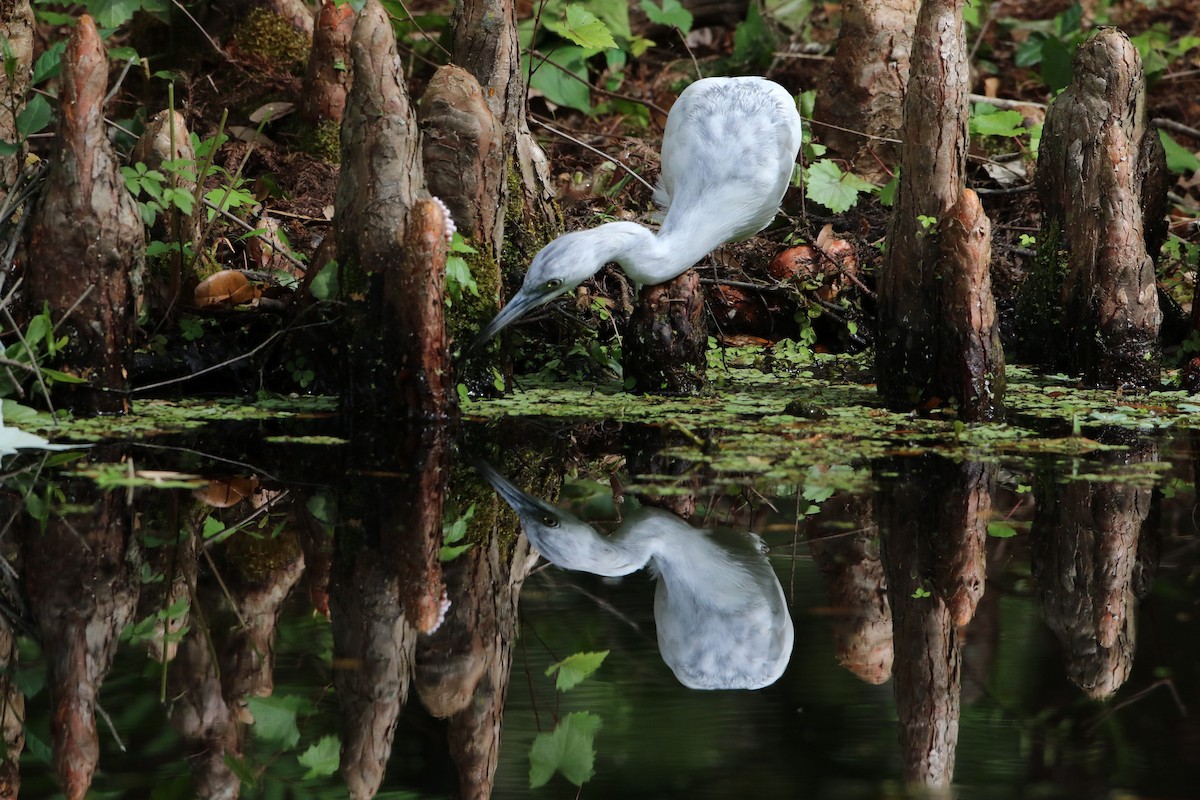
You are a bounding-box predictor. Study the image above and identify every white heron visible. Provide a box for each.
[472,76,803,349]
[477,461,794,690]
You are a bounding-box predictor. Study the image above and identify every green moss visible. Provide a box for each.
[1016,217,1069,365]
[231,7,311,73]
[300,117,341,164]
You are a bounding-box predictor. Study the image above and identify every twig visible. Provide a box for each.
[530,117,656,194]
[386,0,453,59]
[103,54,140,109]
[170,0,232,62]
[203,200,308,272]
[804,116,902,145]
[968,92,1046,110]
[1153,117,1200,140]
[527,50,670,117]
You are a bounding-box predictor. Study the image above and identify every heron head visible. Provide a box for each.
[469,229,619,351]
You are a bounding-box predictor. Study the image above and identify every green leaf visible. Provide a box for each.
[31,41,65,84]
[529,712,602,788]
[1040,36,1074,93]
[732,2,773,65]
[987,521,1018,539]
[545,650,609,692]
[969,107,1026,138]
[297,735,340,779]
[309,261,340,301]
[202,515,226,539]
[16,95,52,138]
[1159,130,1200,175]
[439,543,473,561]
[90,0,149,28]
[246,695,308,748]
[639,0,692,32]
[527,45,592,113]
[560,5,617,50]
[804,159,876,213]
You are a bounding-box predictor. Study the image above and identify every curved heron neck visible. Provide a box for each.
[591,221,714,285]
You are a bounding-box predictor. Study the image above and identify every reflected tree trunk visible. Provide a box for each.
[20,474,138,800]
[1031,436,1159,698]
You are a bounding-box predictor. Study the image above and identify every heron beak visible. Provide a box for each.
[474,459,556,518]
[468,286,550,354]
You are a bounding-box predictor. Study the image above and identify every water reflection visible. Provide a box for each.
[0,421,1194,798]
[477,460,794,690]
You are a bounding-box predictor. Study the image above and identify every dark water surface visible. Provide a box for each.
[4,410,1199,799]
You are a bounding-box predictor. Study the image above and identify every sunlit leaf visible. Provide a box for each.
[545,650,609,691]
[969,107,1026,138]
[805,159,876,214]
[298,735,340,779]
[560,5,616,50]
[529,711,602,788]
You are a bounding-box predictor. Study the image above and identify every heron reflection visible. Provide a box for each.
[477,462,794,690]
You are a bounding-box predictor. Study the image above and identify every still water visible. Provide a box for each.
[3,408,1199,799]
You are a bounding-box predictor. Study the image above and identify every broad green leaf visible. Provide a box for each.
[16,95,52,138]
[987,521,1018,539]
[639,0,692,32]
[969,107,1025,138]
[246,694,308,748]
[560,5,616,50]
[297,735,340,779]
[90,0,150,28]
[732,2,773,65]
[529,711,602,788]
[1159,130,1200,175]
[1040,36,1074,93]
[527,46,592,113]
[440,543,473,561]
[32,41,65,84]
[805,159,876,214]
[545,650,609,691]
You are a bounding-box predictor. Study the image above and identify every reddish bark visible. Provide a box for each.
[301,0,355,124]
[813,0,918,180]
[936,189,1005,421]
[25,15,144,414]
[1035,29,1165,388]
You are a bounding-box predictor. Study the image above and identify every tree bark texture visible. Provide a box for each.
[0,621,23,800]
[936,188,1005,421]
[0,0,33,196]
[20,483,138,800]
[874,455,963,790]
[419,65,505,252]
[26,15,144,415]
[390,424,450,634]
[875,459,960,790]
[451,0,556,241]
[337,1,453,417]
[1033,28,1166,388]
[875,0,970,409]
[812,0,918,181]
[624,270,708,394]
[808,496,893,685]
[301,0,355,124]
[1031,437,1157,698]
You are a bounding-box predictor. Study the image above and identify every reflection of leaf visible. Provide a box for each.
[546,650,609,691]
[529,711,602,788]
[298,735,340,779]
[988,521,1018,539]
[247,695,309,749]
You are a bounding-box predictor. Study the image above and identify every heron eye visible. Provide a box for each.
[544,278,562,291]
[540,514,559,528]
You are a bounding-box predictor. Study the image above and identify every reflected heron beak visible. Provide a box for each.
[468,286,553,354]
[473,459,557,519]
